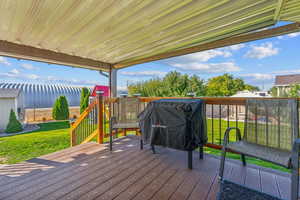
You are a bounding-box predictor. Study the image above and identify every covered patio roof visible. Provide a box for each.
[0,0,300,71]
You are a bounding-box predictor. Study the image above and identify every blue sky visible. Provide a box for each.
[0,30,300,91]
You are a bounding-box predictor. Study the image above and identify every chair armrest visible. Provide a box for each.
[110,116,117,127]
[223,127,242,146]
[291,139,300,169]
[292,139,300,156]
[293,139,300,150]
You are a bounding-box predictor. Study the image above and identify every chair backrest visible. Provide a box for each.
[244,99,299,151]
[112,97,140,123]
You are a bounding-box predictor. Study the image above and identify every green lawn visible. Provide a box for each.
[0,121,70,164]
[0,120,290,172]
[206,118,245,145]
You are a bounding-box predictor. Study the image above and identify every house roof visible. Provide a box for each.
[0,1,300,70]
[0,88,21,98]
[275,74,300,85]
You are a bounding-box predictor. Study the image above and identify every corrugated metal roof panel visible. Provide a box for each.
[0,88,20,98]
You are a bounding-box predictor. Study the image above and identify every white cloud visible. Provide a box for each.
[181,49,232,62]
[277,36,284,40]
[277,32,300,39]
[0,71,40,80]
[176,44,245,63]
[47,76,56,81]
[0,56,11,66]
[224,44,246,51]
[271,69,300,75]
[117,86,128,91]
[10,69,20,75]
[240,73,274,80]
[171,62,240,73]
[245,42,279,59]
[0,71,101,86]
[0,72,15,78]
[120,70,167,77]
[26,74,39,80]
[287,32,300,38]
[20,63,38,70]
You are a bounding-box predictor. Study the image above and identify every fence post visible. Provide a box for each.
[97,90,104,144]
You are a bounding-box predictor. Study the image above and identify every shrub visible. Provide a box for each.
[80,87,90,113]
[52,96,69,120]
[5,109,23,133]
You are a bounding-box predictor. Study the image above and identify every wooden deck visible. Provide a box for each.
[0,136,294,200]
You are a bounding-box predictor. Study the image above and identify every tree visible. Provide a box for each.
[244,84,259,92]
[128,78,167,97]
[5,109,23,133]
[128,71,206,97]
[188,75,207,96]
[128,71,258,97]
[288,84,300,97]
[80,87,90,113]
[269,86,278,97]
[206,74,258,96]
[52,96,69,120]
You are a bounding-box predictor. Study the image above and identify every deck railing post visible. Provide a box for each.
[70,128,76,146]
[97,90,104,144]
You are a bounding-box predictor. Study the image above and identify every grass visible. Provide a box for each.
[204,147,289,172]
[0,121,70,164]
[0,120,291,172]
[206,118,245,144]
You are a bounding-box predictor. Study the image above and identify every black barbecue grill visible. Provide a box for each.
[138,99,207,169]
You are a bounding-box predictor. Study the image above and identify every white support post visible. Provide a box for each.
[109,68,117,97]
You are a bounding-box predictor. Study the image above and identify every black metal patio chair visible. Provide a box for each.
[219,99,300,200]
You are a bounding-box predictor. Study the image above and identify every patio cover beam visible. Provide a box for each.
[114,22,300,69]
[0,40,112,71]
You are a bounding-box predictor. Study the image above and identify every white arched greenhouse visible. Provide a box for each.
[0,82,93,122]
[0,82,90,108]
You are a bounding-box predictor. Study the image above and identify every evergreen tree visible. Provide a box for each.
[80,87,90,113]
[52,96,69,120]
[5,109,23,133]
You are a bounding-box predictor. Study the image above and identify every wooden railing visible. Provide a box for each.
[70,96,104,146]
[71,96,298,150]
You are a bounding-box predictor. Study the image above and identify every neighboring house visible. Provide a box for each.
[0,88,24,132]
[274,74,300,96]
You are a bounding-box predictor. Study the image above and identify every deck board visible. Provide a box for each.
[260,170,281,198]
[0,136,296,200]
[244,167,261,191]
